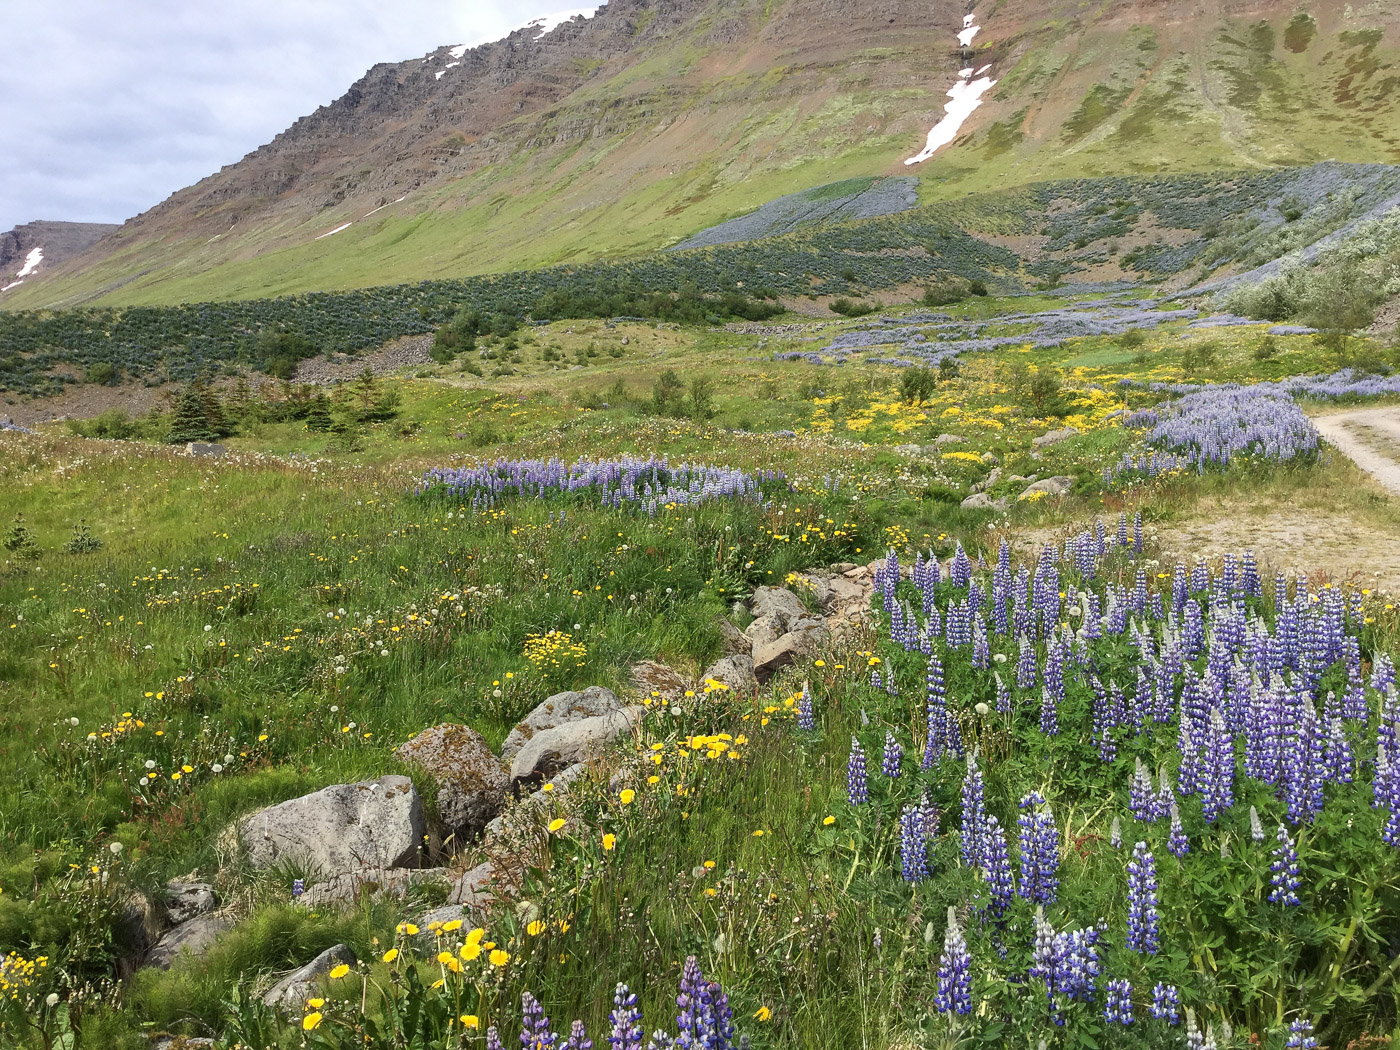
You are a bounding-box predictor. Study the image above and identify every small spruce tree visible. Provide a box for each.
[167,389,216,444]
[305,394,333,433]
[3,514,41,560]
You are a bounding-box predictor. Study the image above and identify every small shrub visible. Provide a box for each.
[60,520,103,554]
[1253,336,1279,361]
[85,362,117,385]
[899,367,938,405]
[830,298,877,317]
[3,514,40,559]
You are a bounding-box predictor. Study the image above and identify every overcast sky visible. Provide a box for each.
[0,1,559,234]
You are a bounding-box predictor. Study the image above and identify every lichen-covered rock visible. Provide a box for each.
[501,686,625,762]
[164,881,216,926]
[508,707,643,782]
[145,914,233,970]
[299,867,449,908]
[631,660,690,700]
[263,944,357,1013]
[1020,476,1075,498]
[1032,427,1078,449]
[395,723,508,838]
[749,586,809,626]
[701,654,757,694]
[239,776,424,875]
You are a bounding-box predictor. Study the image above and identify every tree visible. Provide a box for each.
[305,394,333,433]
[3,514,40,559]
[167,388,217,444]
[900,367,938,405]
[1303,259,1384,364]
[652,370,686,414]
[686,375,716,421]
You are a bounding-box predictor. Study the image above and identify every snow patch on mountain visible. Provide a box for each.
[317,223,353,240]
[905,10,996,166]
[520,7,600,37]
[15,247,43,279]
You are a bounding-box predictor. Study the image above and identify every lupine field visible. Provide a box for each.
[5,216,1400,1050]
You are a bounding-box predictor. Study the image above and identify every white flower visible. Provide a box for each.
[68,717,80,727]
[975,702,990,716]
[45,993,59,1008]
[139,777,149,787]
[211,763,224,774]
[204,625,212,632]
[109,842,124,855]
[144,759,156,770]
[224,754,234,764]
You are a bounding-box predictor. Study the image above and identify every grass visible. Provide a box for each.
[6,290,1400,1046]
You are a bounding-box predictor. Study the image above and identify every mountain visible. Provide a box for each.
[6,0,1400,311]
[0,221,119,295]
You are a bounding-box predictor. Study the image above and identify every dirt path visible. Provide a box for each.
[1313,407,1400,498]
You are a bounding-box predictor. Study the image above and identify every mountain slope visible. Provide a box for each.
[6,0,1400,310]
[0,221,119,294]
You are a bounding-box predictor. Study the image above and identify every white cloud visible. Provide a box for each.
[0,1,553,231]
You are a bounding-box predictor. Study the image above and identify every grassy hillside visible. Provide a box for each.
[5,4,1399,311]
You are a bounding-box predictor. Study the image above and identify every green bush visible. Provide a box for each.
[829,298,877,317]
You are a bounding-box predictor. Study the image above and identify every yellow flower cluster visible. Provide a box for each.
[522,630,588,670]
[0,951,47,996]
[84,711,146,743]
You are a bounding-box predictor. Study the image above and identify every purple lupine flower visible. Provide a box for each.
[645,1032,673,1050]
[567,1021,593,1050]
[981,814,1014,920]
[934,907,972,1014]
[521,992,558,1050]
[796,682,815,731]
[1286,1017,1319,1049]
[488,1027,507,1050]
[1150,983,1181,1025]
[847,738,868,805]
[1269,824,1301,906]
[1017,792,1059,904]
[1201,708,1234,824]
[1040,643,1064,735]
[923,653,947,768]
[1104,979,1134,1025]
[608,984,643,1050]
[899,804,931,883]
[1110,815,1122,849]
[870,669,883,691]
[1250,805,1266,843]
[881,731,903,778]
[1168,803,1189,859]
[1126,842,1160,954]
[1016,635,1036,689]
[292,878,305,898]
[1130,759,1159,822]
[961,752,987,870]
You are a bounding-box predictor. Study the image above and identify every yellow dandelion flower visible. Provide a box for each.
[489,948,510,967]
[329,964,350,979]
[303,1012,324,1031]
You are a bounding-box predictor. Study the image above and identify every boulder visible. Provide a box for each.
[501,687,625,762]
[971,467,1003,494]
[961,493,1007,510]
[933,433,967,446]
[449,861,499,907]
[631,660,689,700]
[893,443,922,456]
[240,775,425,875]
[145,914,234,970]
[981,452,1001,465]
[793,574,833,610]
[508,707,643,782]
[716,617,752,656]
[263,944,357,1013]
[164,881,216,926]
[1031,427,1078,450]
[827,576,868,608]
[743,614,784,649]
[185,442,226,458]
[749,586,808,627]
[395,724,508,838]
[1020,476,1075,499]
[700,654,757,695]
[300,867,449,908]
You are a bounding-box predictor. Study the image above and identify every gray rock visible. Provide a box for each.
[263,944,357,1013]
[792,573,833,609]
[501,687,625,762]
[1020,476,1075,498]
[164,881,216,926]
[145,914,234,970]
[300,867,449,908]
[961,493,1008,510]
[933,433,967,446]
[448,861,499,907]
[970,467,1003,494]
[981,452,1001,464]
[240,775,425,875]
[753,622,827,682]
[1031,427,1078,450]
[185,442,226,458]
[508,707,643,781]
[743,614,784,649]
[701,654,757,694]
[749,586,809,629]
[893,443,922,456]
[717,617,751,655]
[395,723,508,838]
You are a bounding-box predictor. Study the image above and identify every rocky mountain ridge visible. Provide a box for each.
[0,221,118,293]
[6,0,1400,309]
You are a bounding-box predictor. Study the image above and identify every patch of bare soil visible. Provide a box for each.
[1,380,179,426]
[1154,502,1400,596]
[1313,407,1400,500]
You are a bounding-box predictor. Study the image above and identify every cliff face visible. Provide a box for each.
[9,0,1400,309]
[0,221,119,292]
